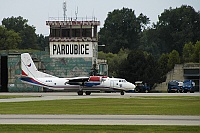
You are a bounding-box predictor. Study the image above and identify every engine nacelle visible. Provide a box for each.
[89,76,108,82]
[89,76,102,82]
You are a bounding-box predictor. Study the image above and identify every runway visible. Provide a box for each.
[0,114,199,125]
[0,92,199,103]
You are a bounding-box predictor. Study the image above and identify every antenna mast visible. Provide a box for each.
[75,6,78,20]
[63,1,67,21]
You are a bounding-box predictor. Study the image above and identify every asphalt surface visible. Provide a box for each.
[0,92,199,102]
[0,114,199,125]
[0,92,199,125]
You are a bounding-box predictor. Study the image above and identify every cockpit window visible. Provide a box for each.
[119,80,127,82]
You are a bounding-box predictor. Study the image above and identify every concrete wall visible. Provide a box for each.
[155,64,184,92]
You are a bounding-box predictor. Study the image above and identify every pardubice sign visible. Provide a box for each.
[50,42,93,58]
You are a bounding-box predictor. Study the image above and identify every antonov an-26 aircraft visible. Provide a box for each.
[20,53,135,95]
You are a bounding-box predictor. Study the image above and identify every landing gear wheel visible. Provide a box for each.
[120,91,125,95]
[85,91,91,95]
[77,91,83,95]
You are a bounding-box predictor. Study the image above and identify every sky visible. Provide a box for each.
[0,0,199,35]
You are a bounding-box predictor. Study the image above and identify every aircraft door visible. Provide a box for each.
[110,80,120,89]
[110,80,114,88]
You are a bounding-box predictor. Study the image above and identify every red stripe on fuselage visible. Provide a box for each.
[22,70,28,76]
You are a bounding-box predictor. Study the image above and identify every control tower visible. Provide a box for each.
[46,16,100,76]
[46,18,100,58]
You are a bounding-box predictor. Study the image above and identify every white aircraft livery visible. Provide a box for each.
[20,53,135,95]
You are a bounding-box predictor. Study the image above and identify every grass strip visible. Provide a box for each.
[0,97,199,115]
[0,95,39,99]
[0,125,199,133]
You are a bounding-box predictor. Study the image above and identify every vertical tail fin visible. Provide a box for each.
[21,53,39,78]
[21,53,57,78]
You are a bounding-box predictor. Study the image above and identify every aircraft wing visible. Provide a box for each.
[67,77,89,85]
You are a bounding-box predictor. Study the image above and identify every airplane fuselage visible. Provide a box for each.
[21,76,135,92]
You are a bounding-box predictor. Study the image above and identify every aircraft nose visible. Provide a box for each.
[132,84,136,89]
[129,83,136,90]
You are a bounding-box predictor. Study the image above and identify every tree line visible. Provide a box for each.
[98,5,200,87]
[99,5,200,57]
[99,41,199,88]
[0,16,48,51]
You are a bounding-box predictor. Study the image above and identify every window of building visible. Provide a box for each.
[51,29,60,37]
[82,29,91,37]
[72,29,81,37]
[62,29,70,37]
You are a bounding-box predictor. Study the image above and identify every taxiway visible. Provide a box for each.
[0,92,199,102]
[0,114,199,125]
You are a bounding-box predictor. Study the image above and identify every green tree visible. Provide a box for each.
[0,26,21,50]
[98,49,129,77]
[168,50,180,70]
[98,51,107,59]
[192,41,200,63]
[117,50,160,87]
[117,50,145,82]
[99,8,149,53]
[158,53,169,81]
[139,28,161,57]
[2,16,38,49]
[144,54,161,86]
[111,49,129,77]
[1,16,27,32]
[183,42,195,62]
[99,50,165,87]
[117,50,149,83]
[37,34,49,51]
[155,5,200,54]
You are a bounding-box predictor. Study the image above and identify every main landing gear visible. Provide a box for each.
[77,91,83,95]
[85,91,91,95]
[77,90,125,96]
[77,91,91,96]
